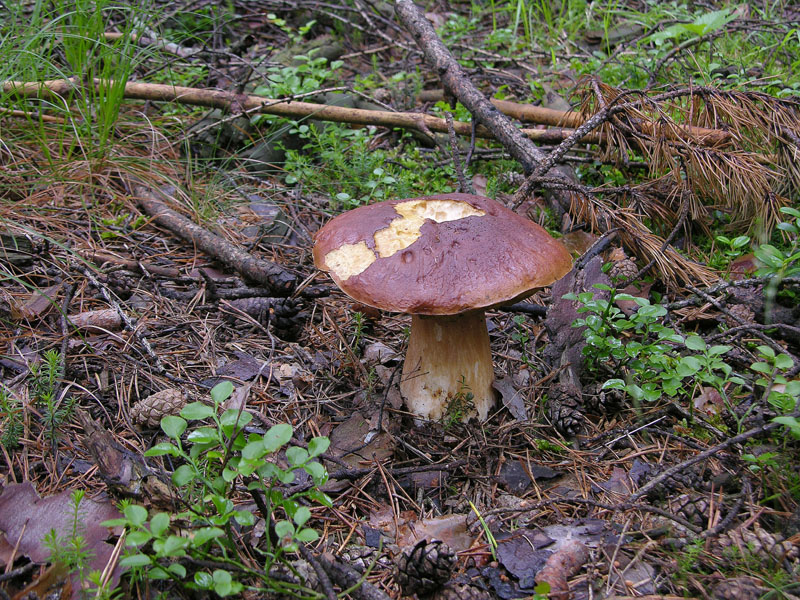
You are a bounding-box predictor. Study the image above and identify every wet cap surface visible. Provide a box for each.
[313,193,572,315]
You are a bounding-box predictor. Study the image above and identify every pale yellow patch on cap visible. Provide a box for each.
[373,199,484,258]
[324,241,376,280]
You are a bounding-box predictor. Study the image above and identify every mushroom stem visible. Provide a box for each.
[400,311,496,422]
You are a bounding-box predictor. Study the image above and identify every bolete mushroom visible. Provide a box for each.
[313,193,572,422]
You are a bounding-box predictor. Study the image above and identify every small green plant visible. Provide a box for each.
[468,500,497,560]
[754,207,800,314]
[567,286,745,418]
[30,349,75,444]
[0,388,23,449]
[105,381,332,597]
[44,490,98,591]
[444,377,475,428]
[711,234,751,271]
[350,310,366,353]
[511,314,532,366]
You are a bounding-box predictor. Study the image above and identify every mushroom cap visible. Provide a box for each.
[313,193,572,315]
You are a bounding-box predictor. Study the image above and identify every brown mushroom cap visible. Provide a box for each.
[313,193,572,315]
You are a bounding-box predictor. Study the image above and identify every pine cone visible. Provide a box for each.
[433,581,492,600]
[725,303,755,327]
[582,382,625,414]
[668,493,713,527]
[394,540,456,597]
[271,298,305,341]
[609,257,638,283]
[712,577,766,600]
[340,545,391,572]
[131,389,186,428]
[661,466,706,494]
[715,525,798,563]
[547,382,584,436]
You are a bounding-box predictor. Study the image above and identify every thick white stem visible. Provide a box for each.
[400,311,496,421]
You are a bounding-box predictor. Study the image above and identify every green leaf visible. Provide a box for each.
[304,461,327,484]
[162,535,189,557]
[172,464,196,487]
[274,520,295,540]
[708,345,731,356]
[222,467,238,483]
[286,446,309,466]
[307,488,333,508]
[149,512,170,537]
[221,409,252,428]
[181,402,215,420]
[263,423,293,453]
[234,510,256,526]
[187,427,218,445]
[192,527,225,546]
[308,436,330,458]
[126,530,152,546]
[194,572,213,588]
[757,345,776,359]
[168,563,187,578]
[124,504,148,527]
[684,335,706,351]
[750,362,772,374]
[119,554,152,568]
[293,506,311,527]
[161,415,187,440]
[149,566,171,579]
[602,379,625,390]
[243,438,267,460]
[775,354,794,370]
[210,381,234,405]
[144,442,181,457]
[295,527,319,542]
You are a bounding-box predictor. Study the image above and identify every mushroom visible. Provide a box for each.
[313,193,572,422]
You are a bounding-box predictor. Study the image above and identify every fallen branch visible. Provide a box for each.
[2,78,598,145]
[417,89,731,146]
[124,177,296,295]
[395,0,550,175]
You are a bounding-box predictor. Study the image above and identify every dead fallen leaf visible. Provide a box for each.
[493,376,527,421]
[534,539,589,600]
[16,283,61,320]
[694,386,725,416]
[0,482,124,598]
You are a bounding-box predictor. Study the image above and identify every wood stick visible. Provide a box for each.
[126,177,296,295]
[417,88,731,146]
[1,77,599,145]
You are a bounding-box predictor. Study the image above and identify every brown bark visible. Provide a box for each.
[127,178,296,294]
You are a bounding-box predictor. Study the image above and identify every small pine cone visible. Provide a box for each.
[661,466,706,494]
[725,303,755,327]
[271,298,305,341]
[340,546,391,573]
[131,389,186,428]
[433,581,492,600]
[712,577,767,600]
[668,493,712,527]
[609,257,638,282]
[547,382,584,436]
[582,382,625,414]
[394,540,456,597]
[715,525,798,563]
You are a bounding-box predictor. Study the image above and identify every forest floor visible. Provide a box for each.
[1,0,800,599]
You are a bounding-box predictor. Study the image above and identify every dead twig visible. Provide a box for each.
[123,176,296,295]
